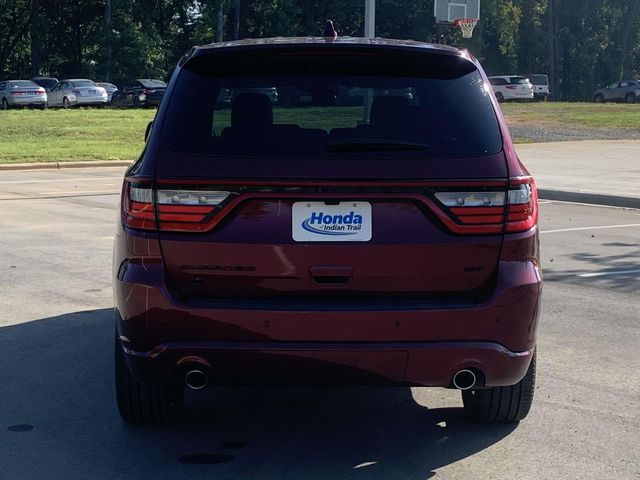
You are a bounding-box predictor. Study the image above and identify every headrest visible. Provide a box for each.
[231,93,273,130]
[370,96,411,126]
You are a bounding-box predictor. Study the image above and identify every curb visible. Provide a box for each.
[1,164,638,210]
[0,161,132,171]
[538,189,640,209]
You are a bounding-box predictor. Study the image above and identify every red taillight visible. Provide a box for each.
[505,85,517,90]
[433,177,538,235]
[142,89,150,95]
[121,179,230,232]
[122,181,155,230]
[10,91,27,96]
[505,177,538,233]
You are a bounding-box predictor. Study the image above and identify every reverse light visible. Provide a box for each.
[433,178,538,234]
[122,180,230,232]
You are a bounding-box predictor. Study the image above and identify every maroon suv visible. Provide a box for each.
[114,38,541,425]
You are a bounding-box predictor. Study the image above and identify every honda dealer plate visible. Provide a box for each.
[292,202,372,242]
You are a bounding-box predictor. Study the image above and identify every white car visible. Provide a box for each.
[488,75,534,102]
[0,80,47,109]
[47,79,107,108]
[526,74,550,101]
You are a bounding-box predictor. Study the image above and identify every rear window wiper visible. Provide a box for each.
[326,140,429,152]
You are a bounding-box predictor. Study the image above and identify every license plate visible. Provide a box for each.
[292,202,372,242]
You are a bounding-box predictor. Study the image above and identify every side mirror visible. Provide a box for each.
[145,121,153,141]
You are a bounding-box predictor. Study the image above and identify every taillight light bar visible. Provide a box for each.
[434,177,538,234]
[121,180,230,232]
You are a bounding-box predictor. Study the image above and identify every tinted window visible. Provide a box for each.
[489,78,507,86]
[162,52,502,158]
[509,77,529,84]
[140,80,166,88]
[528,75,548,85]
[33,78,58,89]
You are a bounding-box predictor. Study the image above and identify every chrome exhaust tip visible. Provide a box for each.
[452,369,477,390]
[184,369,208,390]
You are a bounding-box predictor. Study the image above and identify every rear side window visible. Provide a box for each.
[161,48,502,158]
[509,77,529,84]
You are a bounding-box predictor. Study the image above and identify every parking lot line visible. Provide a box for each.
[38,190,120,195]
[541,223,640,234]
[579,269,640,278]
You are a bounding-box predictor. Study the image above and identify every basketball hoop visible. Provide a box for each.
[454,18,478,38]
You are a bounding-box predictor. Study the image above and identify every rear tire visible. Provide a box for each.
[594,94,604,103]
[462,352,536,423]
[115,332,184,425]
[625,93,636,104]
[133,95,141,108]
[63,97,71,109]
[495,92,504,103]
[1,98,9,110]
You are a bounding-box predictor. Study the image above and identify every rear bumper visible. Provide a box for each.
[9,97,47,106]
[121,337,533,388]
[76,96,107,106]
[115,249,541,388]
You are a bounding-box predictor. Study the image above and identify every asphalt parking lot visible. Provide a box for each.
[1,167,639,479]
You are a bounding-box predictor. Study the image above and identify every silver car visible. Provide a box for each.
[0,80,47,110]
[593,80,640,103]
[97,82,118,104]
[47,79,107,108]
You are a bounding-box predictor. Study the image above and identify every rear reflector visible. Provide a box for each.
[122,179,230,232]
[434,177,538,234]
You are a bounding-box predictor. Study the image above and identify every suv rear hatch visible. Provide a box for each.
[131,44,534,306]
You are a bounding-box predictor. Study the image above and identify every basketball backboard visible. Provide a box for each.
[434,0,480,24]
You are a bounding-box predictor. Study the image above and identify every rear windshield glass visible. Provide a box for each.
[161,50,502,158]
[509,77,529,84]
[9,81,39,89]
[71,80,97,87]
[141,80,166,88]
[527,75,548,85]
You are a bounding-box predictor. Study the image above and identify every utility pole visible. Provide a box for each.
[31,0,41,77]
[217,0,224,42]
[548,0,560,100]
[105,0,112,82]
[233,0,240,40]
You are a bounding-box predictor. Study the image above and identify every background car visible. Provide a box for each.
[593,80,640,103]
[0,80,47,109]
[526,74,550,101]
[47,79,107,108]
[111,79,167,107]
[31,76,59,92]
[97,82,118,104]
[488,75,534,102]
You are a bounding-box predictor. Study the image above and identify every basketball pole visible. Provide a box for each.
[364,0,375,38]
[363,0,375,125]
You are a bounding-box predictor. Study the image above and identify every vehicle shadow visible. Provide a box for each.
[543,243,640,293]
[1,309,517,479]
